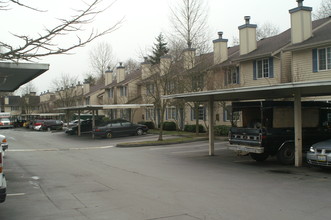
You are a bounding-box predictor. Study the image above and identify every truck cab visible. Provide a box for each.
[228,101,331,164]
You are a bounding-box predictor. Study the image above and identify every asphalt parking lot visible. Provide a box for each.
[0,128,330,220]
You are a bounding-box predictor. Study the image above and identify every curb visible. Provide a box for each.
[116,137,209,148]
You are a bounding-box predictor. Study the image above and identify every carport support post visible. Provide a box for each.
[208,96,215,156]
[92,110,95,139]
[78,110,81,136]
[294,90,302,167]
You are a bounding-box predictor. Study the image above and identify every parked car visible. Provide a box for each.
[0,135,7,203]
[40,120,63,131]
[307,139,331,167]
[0,134,8,154]
[63,120,80,128]
[65,119,93,135]
[93,119,148,138]
[30,120,44,130]
[0,118,13,129]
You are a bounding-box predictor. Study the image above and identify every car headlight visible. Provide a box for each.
[309,146,316,153]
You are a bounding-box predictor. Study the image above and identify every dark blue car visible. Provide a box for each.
[93,119,148,138]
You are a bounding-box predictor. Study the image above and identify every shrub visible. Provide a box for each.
[184,124,205,133]
[138,121,155,129]
[162,121,177,131]
[214,125,230,136]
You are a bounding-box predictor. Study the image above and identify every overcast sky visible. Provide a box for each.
[0,0,323,94]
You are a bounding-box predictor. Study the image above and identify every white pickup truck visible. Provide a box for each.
[0,134,8,203]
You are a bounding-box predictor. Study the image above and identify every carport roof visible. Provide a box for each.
[0,62,49,92]
[162,80,331,102]
[56,104,154,111]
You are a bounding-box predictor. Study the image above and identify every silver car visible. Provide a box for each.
[307,139,331,167]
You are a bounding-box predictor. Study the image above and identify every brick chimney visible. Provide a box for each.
[183,47,196,70]
[289,0,312,44]
[116,62,125,83]
[238,16,257,55]
[141,57,152,79]
[213,31,228,64]
[105,66,113,86]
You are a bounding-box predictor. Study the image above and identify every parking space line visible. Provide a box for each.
[8,146,114,152]
[7,193,26,197]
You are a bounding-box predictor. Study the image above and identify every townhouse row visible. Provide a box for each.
[2,0,331,129]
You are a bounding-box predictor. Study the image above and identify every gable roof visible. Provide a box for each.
[232,17,331,62]
[103,68,142,89]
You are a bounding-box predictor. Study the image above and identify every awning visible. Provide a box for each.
[162,80,331,102]
[0,62,49,92]
[55,104,154,111]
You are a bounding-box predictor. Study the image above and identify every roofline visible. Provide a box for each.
[162,80,331,102]
[55,104,154,111]
[283,40,331,52]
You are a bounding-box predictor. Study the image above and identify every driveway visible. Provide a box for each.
[0,128,330,220]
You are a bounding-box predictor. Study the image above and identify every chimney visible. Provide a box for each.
[83,83,90,94]
[289,0,312,44]
[105,66,113,85]
[141,57,152,79]
[116,62,125,83]
[213,31,228,64]
[183,47,196,70]
[238,16,257,55]
[160,55,172,76]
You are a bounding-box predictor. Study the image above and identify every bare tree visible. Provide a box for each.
[89,41,115,82]
[169,0,210,53]
[17,82,37,96]
[17,82,39,115]
[52,74,81,108]
[256,22,280,40]
[0,0,123,62]
[313,0,331,19]
[124,59,139,75]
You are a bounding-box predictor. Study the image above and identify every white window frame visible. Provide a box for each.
[318,47,331,71]
[166,107,177,120]
[256,58,269,78]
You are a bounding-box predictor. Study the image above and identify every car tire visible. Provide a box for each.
[250,153,269,162]
[105,132,112,139]
[136,128,143,136]
[277,143,295,165]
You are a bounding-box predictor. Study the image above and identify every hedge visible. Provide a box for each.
[214,125,230,136]
[138,121,155,129]
[162,121,177,131]
[184,124,205,133]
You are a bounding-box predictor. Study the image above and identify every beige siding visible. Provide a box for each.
[281,51,292,83]
[240,60,280,87]
[292,50,331,82]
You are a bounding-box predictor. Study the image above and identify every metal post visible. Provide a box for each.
[92,110,95,139]
[208,96,215,156]
[78,110,81,136]
[294,90,302,167]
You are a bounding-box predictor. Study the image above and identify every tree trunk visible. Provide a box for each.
[195,103,199,136]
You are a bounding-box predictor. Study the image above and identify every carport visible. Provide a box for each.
[0,62,49,92]
[57,104,153,138]
[163,80,331,167]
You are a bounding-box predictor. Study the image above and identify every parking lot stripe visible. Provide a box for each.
[7,146,114,152]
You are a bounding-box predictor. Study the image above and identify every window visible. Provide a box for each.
[146,84,154,95]
[191,106,206,121]
[146,108,155,121]
[166,81,175,93]
[192,75,204,91]
[85,97,90,105]
[318,47,331,71]
[11,106,19,111]
[166,107,177,120]
[225,67,240,85]
[108,88,113,98]
[120,86,127,96]
[253,58,274,79]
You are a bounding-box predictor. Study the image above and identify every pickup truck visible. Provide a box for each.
[228,101,331,165]
[0,135,7,203]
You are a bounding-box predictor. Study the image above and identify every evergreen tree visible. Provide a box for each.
[149,33,169,65]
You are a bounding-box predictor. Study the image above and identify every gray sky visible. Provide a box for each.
[0,0,323,94]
